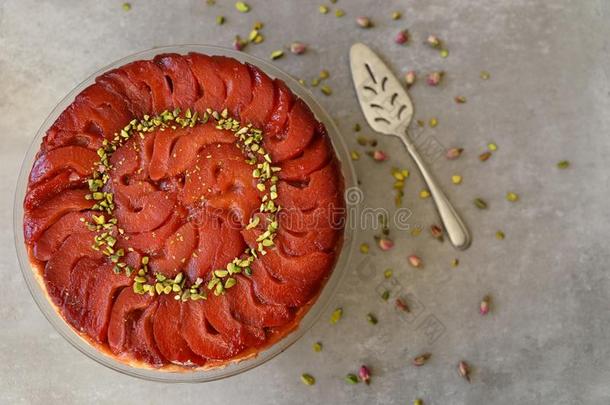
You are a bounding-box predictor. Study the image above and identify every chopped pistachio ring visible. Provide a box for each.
[83,107,281,301]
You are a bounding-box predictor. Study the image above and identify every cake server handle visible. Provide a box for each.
[400,130,471,250]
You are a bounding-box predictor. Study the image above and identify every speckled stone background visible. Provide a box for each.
[1,0,609,404]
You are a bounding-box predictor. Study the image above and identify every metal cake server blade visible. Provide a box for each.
[349,43,471,250]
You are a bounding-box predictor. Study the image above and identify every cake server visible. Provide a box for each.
[349,43,471,250]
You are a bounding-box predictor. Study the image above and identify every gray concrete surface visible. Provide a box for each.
[1,0,609,404]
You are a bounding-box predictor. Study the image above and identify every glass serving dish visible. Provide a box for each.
[13,45,358,382]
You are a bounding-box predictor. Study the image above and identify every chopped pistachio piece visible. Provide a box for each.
[366,313,378,325]
[214,269,229,278]
[474,198,488,209]
[301,373,315,386]
[248,29,259,42]
[356,136,368,146]
[270,50,284,60]
[506,192,519,202]
[345,374,359,384]
[235,1,250,12]
[224,277,237,289]
[330,307,343,324]
[320,85,332,96]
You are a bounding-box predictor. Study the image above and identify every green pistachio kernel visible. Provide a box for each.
[214,269,229,278]
[207,277,220,290]
[345,374,359,384]
[506,192,519,202]
[330,307,343,324]
[301,373,315,386]
[270,50,284,60]
[155,283,164,295]
[214,282,224,296]
[474,198,488,209]
[224,277,237,289]
[356,136,368,146]
[235,1,250,12]
[367,313,378,325]
[133,283,144,294]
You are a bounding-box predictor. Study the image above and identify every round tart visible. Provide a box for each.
[22,52,346,370]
